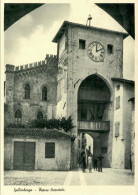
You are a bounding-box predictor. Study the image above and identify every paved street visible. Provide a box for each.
[4,168,134,186]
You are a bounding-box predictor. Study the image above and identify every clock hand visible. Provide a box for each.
[96,48,103,52]
[96,45,98,52]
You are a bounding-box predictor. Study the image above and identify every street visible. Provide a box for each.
[4,168,134,185]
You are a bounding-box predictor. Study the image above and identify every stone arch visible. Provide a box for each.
[77,74,112,120]
[41,84,50,101]
[76,73,113,102]
[22,81,33,99]
[76,74,113,168]
[36,109,46,120]
[14,107,23,124]
[41,83,50,92]
[22,81,33,90]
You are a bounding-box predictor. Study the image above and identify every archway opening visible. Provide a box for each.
[77,74,111,168]
[78,74,111,122]
[85,133,94,154]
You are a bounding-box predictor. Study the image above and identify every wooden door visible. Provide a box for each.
[24,142,35,170]
[13,141,35,170]
[13,142,24,170]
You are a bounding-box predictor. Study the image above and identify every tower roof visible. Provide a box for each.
[53,21,128,43]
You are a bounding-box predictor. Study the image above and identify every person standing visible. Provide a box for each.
[93,155,98,171]
[97,154,104,172]
[82,154,86,173]
[88,154,93,173]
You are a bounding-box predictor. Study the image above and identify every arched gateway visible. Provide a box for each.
[53,21,133,169]
[4,20,134,171]
[77,74,112,167]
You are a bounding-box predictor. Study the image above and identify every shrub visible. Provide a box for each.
[29,116,75,132]
[7,123,25,128]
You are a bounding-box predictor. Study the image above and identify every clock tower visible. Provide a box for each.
[53,21,128,168]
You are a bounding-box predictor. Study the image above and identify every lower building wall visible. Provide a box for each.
[4,136,71,171]
[4,137,13,170]
[37,138,71,170]
[111,138,125,168]
[99,132,111,168]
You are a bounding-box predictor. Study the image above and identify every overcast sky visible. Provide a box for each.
[4,1,134,80]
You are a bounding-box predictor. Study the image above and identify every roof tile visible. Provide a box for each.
[4,128,72,139]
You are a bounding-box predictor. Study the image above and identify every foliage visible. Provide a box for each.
[6,117,75,132]
[29,116,75,132]
[7,123,25,128]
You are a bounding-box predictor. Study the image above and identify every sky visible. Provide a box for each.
[4,0,134,80]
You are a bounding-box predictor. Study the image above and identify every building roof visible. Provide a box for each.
[4,128,72,139]
[111,77,135,85]
[53,21,128,43]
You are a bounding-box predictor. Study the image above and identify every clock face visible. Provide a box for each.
[87,42,105,62]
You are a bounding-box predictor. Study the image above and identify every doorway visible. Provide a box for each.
[13,141,35,170]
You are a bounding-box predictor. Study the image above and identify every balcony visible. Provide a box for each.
[78,120,110,132]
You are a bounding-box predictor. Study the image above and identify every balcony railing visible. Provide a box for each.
[78,120,110,132]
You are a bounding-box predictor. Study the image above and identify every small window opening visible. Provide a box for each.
[25,83,30,99]
[37,111,43,121]
[116,96,120,110]
[101,147,107,153]
[116,85,120,91]
[15,109,22,124]
[79,39,86,49]
[42,86,47,101]
[115,122,120,137]
[45,143,55,158]
[107,44,113,54]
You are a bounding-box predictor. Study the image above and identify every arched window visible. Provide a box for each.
[25,83,30,99]
[37,111,43,120]
[42,86,47,101]
[15,109,22,123]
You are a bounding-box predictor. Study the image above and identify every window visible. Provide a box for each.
[15,109,22,123]
[116,85,120,91]
[25,83,30,99]
[37,111,43,120]
[42,86,47,101]
[81,108,87,120]
[79,39,86,49]
[101,147,107,153]
[107,44,113,54]
[45,143,55,158]
[116,96,120,109]
[115,122,120,137]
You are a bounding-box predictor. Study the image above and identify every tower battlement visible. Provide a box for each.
[45,54,57,60]
[14,60,47,72]
[5,54,58,73]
